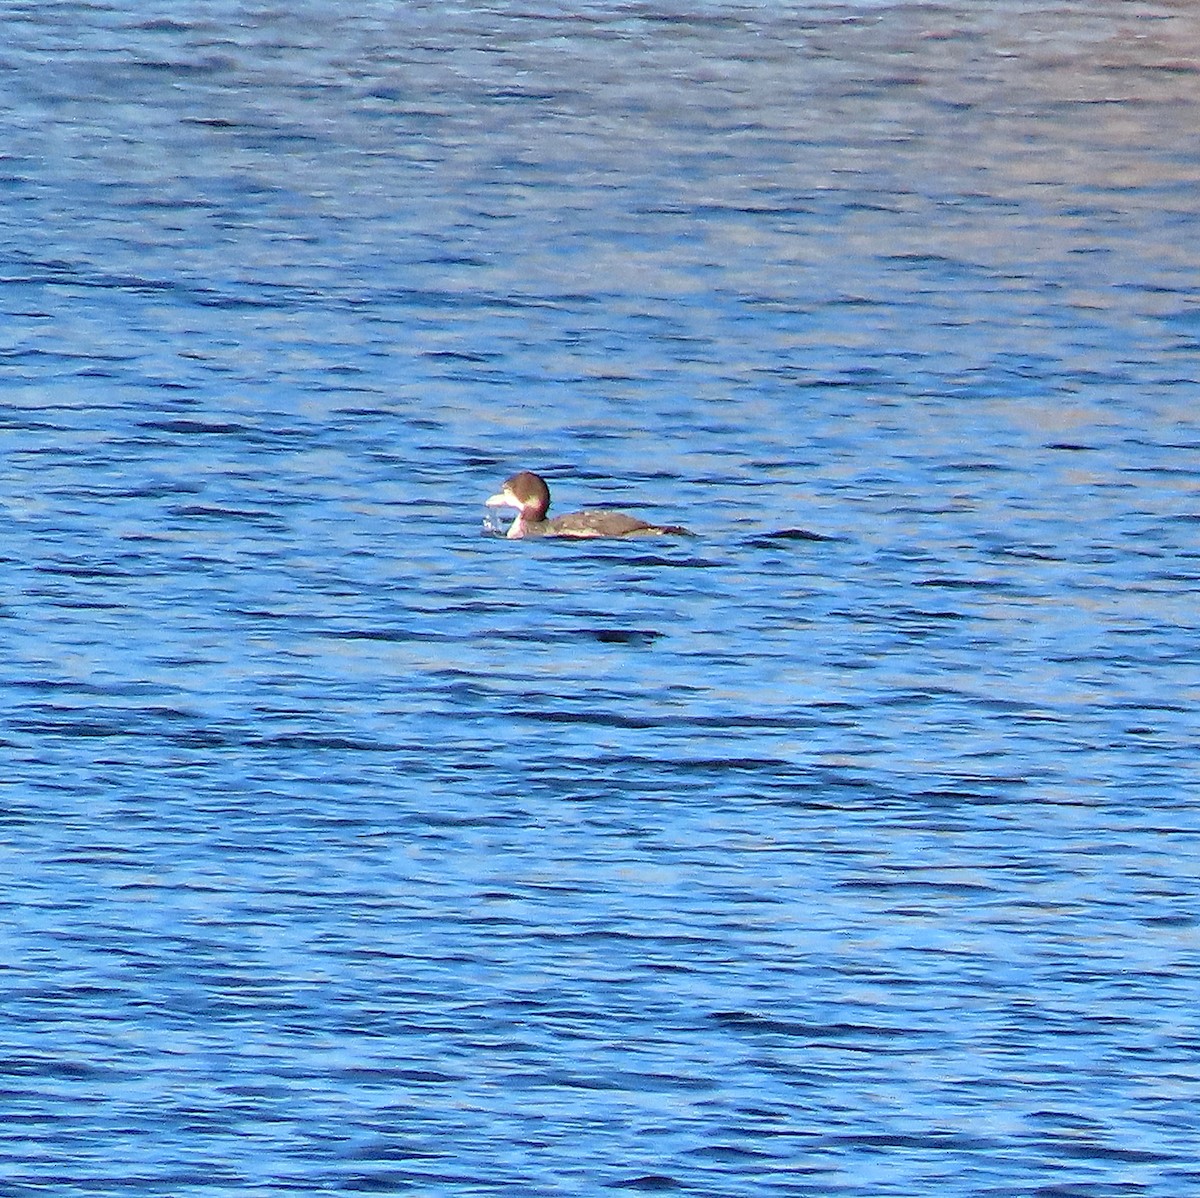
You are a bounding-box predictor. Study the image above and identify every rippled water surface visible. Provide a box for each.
[3,2,1200,1194]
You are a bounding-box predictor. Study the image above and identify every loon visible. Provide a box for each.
[484,471,690,539]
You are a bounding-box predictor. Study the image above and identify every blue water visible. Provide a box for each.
[3,2,1200,1195]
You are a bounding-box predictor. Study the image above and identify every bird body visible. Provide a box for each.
[485,471,689,540]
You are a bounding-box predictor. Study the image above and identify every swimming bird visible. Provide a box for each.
[484,471,690,539]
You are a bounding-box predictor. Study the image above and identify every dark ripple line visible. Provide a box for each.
[614,1175,679,1192]
[318,625,665,647]
[523,709,830,732]
[169,504,285,526]
[35,562,135,580]
[712,1011,912,1040]
[838,878,997,897]
[0,1056,117,1080]
[8,715,412,755]
[6,252,324,311]
[746,528,837,546]
[139,419,256,436]
[8,678,178,697]
[828,1131,999,1152]
[916,576,1015,591]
